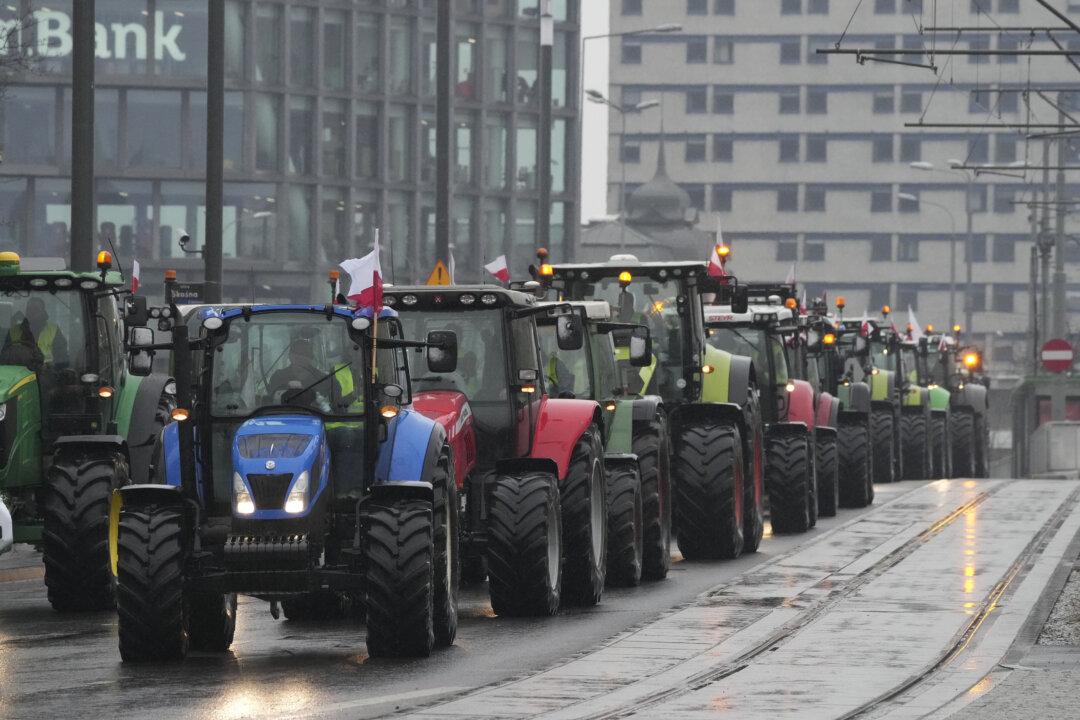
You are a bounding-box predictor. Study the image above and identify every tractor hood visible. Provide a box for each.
[412,390,472,443]
[231,415,327,519]
[0,365,36,403]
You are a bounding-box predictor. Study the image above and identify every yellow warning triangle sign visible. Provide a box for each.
[425,260,451,286]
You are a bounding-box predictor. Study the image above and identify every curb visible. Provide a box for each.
[0,566,44,583]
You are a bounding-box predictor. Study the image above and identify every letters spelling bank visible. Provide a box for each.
[3,11,186,62]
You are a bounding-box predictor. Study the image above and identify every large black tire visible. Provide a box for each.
[807,440,819,530]
[870,410,896,484]
[189,592,237,652]
[673,422,744,560]
[951,410,975,477]
[816,432,839,517]
[364,499,434,658]
[431,450,459,647]
[116,506,189,662]
[974,413,990,478]
[42,450,128,611]
[931,413,950,478]
[766,433,812,534]
[742,396,766,554]
[487,471,562,617]
[633,413,672,581]
[604,462,643,587]
[559,425,606,606]
[900,412,930,480]
[837,423,872,508]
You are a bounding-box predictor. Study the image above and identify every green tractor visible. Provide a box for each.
[900,328,953,479]
[0,251,174,610]
[926,332,990,477]
[539,255,765,561]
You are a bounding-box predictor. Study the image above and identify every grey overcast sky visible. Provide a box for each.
[580,1,610,224]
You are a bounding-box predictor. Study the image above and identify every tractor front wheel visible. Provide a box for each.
[837,423,872,508]
[900,412,930,480]
[766,433,812,534]
[673,422,744,560]
[951,410,975,478]
[559,425,606,606]
[189,592,237,652]
[870,410,896,484]
[431,449,459,647]
[634,413,672,581]
[604,462,643,587]
[816,432,839,517]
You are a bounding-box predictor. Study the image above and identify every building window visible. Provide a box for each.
[870,284,891,309]
[781,40,801,64]
[967,235,987,262]
[777,239,799,260]
[969,185,988,213]
[993,186,1015,213]
[688,0,708,13]
[875,0,896,12]
[968,136,989,163]
[871,237,892,261]
[873,90,895,114]
[999,92,1018,114]
[998,34,1018,64]
[903,35,923,64]
[713,136,733,162]
[714,39,734,63]
[622,0,643,14]
[872,135,894,162]
[871,187,893,212]
[898,237,919,261]
[778,186,799,212]
[805,186,826,212]
[807,89,827,114]
[712,185,732,211]
[782,0,801,13]
[992,286,1013,312]
[901,89,922,113]
[968,286,986,312]
[622,40,642,64]
[779,136,799,162]
[970,89,989,113]
[897,286,918,311]
[969,36,990,64]
[807,135,827,161]
[686,135,707,162]
[686,184,706,211]
[622,138,641,163]
[805,238,826,259]
[687,37,708,64]
[994,344,1015,363]
[686,87,708,114]
[715,0,735,14]
[809,0,829,12]
[993,236,1016,262]
[780,89,800,114]
[999,0,1019,11]
[808,38,828,64]
[713,88,734,113]
[900,135,921,162]
[898,189,919,212]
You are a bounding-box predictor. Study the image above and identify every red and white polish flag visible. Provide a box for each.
[131,259,140,293]
[484,254,510,283]
[340,230,383,311]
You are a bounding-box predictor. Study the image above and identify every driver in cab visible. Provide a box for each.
[270,338,358,412]
[2,297,69,370]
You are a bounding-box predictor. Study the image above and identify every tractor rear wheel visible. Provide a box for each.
[816,433,839,517]
[673,422,744,560]
[43,449,128,611]
[364,499,435,658]
[837,423,872,508]
[951,410,975,477]
[900,412,930,480]
[487,471,562,617]
[116,506,189,662]
[634,413,672,581]
[189,592,237,652]
[742,394,766,554]
[431,449,459,647]
[559,425,606,606]
[870,410,896,484]
[931,413,950,478]
[604,463,643,587]
[766,433,812,534]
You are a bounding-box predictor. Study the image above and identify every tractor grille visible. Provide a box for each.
[246,473,294,510]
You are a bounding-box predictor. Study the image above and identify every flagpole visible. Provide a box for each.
[371,228,379,383]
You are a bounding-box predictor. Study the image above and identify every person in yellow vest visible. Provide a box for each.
[3,297,68,369]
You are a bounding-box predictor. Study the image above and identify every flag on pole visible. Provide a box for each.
[715,217,725,248]
[939,335,948,352]
[131,259,140,294]
[340,230,383,311]
[907,306,923,340]
[800,288,807,313]
[448,250,456,285]
[860,319,870,337]
[484,254,510,282]
[785,264,796,285]
[707,243,727,278]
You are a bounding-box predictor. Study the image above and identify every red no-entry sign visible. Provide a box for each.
[1041,338,1074,373]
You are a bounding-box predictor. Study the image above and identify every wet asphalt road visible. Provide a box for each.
[0,483,912,720]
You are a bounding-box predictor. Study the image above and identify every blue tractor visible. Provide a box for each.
[113,301,458,661]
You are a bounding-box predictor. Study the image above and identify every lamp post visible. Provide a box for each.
[898,192,957,330]
[910,159,975,334]
[577,24,680,240]
[585,90,660,225]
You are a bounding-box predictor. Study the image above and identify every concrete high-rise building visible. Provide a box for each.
[601,0,1080,378]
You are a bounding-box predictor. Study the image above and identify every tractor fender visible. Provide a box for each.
[786,379,816,430]
[903,385,929,408]
[120,372,175,482]
[51,434,128,460]
[631,395,664,426]
[870,399,895,414]
[374,407,446,492]
[494,456,560,479]
[669,402,748,444]
[157,422,183,488]
[814,425,837,443]
[928,385,951,411]
[816,391,840,429]
[533,397,603,480]
[603,452,638,472]
[767,421,809,441]
[838,408,870,425]
[839,381,872,415]
[951,382,989,415]
[412,389,476,490]
[868,370,896,404]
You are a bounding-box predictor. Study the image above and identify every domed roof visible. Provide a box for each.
[625,136,696,227]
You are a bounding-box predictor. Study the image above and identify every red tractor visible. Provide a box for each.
[387,285,608,615]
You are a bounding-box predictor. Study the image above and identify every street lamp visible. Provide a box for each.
[911,159,975,334]
[898,191,958,330]
[586,90,660,227]
[578,23,681,232]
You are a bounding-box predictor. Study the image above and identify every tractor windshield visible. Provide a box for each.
[0,289,86,371]
[707,326,789,390]
[537,320,593,400]
[871,339,898,373]
[398,308,507,400]
[209,312,369,418]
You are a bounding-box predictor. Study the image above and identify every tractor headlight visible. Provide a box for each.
[284,470,310,514]
[233,472,254,515]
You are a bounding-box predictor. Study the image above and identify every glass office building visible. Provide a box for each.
[0,0,579,301]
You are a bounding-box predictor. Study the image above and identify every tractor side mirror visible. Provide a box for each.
[805,328,823,354]
[124,295,149,328]
[556,313,584,350]
[628,326,652,367]
[426,330,458,373]
[127,326,154,376]
[730,285,749,314]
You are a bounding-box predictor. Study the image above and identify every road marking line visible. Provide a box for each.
[274,686,468,718]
